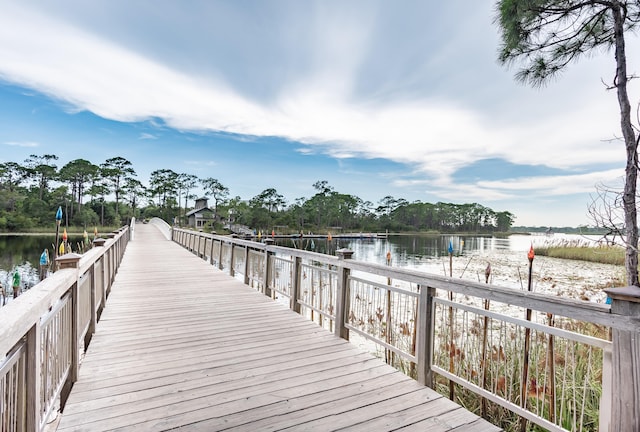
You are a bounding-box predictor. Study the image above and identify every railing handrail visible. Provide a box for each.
[0,230,127,356]
[0,226,130,431]
[148,217,172,240]
[170,227,640,431]
[171,228,628,331]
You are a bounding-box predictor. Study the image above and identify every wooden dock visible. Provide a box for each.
[56,224,500,431]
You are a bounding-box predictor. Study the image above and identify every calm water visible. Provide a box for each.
[275,233,602,267]
[0,232,602,299]
[0,234,86,298]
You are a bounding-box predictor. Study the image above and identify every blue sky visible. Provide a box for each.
[0,1,634,226]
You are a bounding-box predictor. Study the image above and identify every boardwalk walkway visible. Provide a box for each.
[56,224,500,431]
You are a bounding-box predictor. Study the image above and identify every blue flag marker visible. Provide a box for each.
[40,250,49,266]
[448,240,453,254]
[56,206,63,221]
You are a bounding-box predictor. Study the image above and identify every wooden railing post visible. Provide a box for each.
[334,248,353,340]
[603,286,640,431]
[243,246,250,285]
[218,240,224,270]
[116,232,122,267]
[416,284,436,387]
[209,236,215,265]
[88,264,97,346]
[63,280,80,405]
[291,256,302,313]
[229,245,236,277]
[57,254,82,407]
[264,250,274,298]
[106,233,116,286]
[25,322,41,431]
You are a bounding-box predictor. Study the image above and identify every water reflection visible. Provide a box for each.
[274,233,603,268]
[0,235,85,302]
[0,232,604,303]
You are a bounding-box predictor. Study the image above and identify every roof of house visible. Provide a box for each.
[186,207,213,217]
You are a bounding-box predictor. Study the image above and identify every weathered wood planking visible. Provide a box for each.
[57,224,500,432]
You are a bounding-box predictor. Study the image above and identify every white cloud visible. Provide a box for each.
[0,2,629,217]
[4,141,39,148]
[138,133,157,140]
[184,160,217,167]
[477,169,623,195]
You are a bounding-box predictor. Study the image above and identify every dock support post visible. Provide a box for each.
[218,241,224,270]
[65,281,80,402]
[291,256,302,313]
[603,286,640,432]
[416,284,436,387]
[334,249,353,340]
[264,250,274,298]
[88,264,97,346]
[25,322,41,431]
[243,246,251,286]
[229,245,236,277]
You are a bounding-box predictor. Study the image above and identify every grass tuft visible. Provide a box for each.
[535,241,624,266]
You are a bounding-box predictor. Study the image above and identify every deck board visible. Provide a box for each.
[57,224,501,432]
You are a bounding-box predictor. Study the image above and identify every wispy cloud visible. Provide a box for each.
[0,2,627,224]
[477,169,624,196]
[4,141,39,148]
[0,4,618,175]
[138,133,157,140]
[184,160,217,167]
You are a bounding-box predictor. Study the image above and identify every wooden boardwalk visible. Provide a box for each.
[56,224,500,432]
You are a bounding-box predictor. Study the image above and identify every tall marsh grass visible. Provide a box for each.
[535,240,624,266]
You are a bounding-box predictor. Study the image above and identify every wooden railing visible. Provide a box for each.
[0,226,130,431]
[173,228,640,432]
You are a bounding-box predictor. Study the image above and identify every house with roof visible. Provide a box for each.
[186,197,214,229]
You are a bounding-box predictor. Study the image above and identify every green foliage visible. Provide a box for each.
[1,212,35,231]
[0,154,517,234]
[72,207,100,227]
[495,1,640,86]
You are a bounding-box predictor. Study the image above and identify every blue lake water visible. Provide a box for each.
[0,231,606,302]
[275,233,604,267]
[0,234,89,299]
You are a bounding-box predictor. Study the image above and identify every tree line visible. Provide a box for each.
[0,155,515,233]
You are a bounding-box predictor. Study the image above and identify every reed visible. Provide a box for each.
[351,290,609,432]
[535,241,624,266]
[431,313,605,432]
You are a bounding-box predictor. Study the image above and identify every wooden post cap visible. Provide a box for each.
[604,286,640,304]
[263,238,274,245]
[107,233,116,239]
[55,253,82,269]
[336,248,354,259]
[93,238,107,247]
